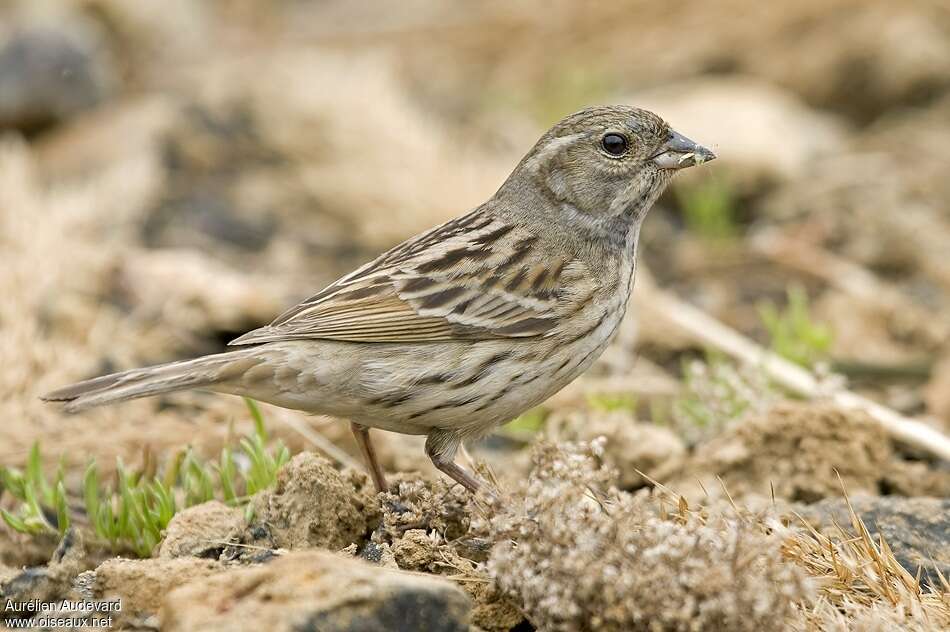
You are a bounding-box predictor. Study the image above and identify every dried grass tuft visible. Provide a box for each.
[784,480,950,631]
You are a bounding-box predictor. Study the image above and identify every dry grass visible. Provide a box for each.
[784,484,950,631]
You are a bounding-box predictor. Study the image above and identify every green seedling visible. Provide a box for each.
[1,398,291,557]
[758,285,833,368]
[0,443,69,535]
[671,352,777,443]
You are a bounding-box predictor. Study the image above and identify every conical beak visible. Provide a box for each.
[651,130,716,170]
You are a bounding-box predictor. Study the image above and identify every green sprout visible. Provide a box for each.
[0,444,70,535]
[1,399,291,557]
[670,353,778,444]
[758,285,833,368]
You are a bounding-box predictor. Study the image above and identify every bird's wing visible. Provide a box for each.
[229,209,594,345]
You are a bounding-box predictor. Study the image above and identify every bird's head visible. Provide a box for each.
[502,105,715,241]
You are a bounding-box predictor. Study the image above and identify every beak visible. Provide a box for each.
[651,130,716,170]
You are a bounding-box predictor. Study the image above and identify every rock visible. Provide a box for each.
[633,77,847,184]
[91,557,226,623]
[0,21,114,132]
[0,527,59,569]
[0,529,89,620]
[159,500,245,559]
[391,529,439,571]
[248,452,377,551]
[115,249,292,350]
[798,496,950,588]
[161,550,471,632]
[0,562,15,585]
[549,410,686,489]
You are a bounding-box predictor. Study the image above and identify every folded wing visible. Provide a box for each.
[229,209,592,345]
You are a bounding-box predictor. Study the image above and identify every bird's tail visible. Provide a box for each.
[41,348,262,413]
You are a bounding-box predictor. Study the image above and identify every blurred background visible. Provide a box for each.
[2,0,949,486]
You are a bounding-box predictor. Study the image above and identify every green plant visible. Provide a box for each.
[671,353,778,443]
[0,443,69,535]
[1,399,291,557]
[675,176,739,241]
[758,285,833,368]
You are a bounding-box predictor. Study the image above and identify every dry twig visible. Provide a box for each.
[637,285,950,461]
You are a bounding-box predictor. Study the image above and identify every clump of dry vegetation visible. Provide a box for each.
[488,440,813,631]
[788,499,950,631]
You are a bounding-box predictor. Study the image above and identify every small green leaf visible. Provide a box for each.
[244,397,267,442]
[27,443,52,504]
[83,461,100,526]
[54,480,70,535]
[1,466,27,500]
[1,508,30,533]
[216,448,238,505]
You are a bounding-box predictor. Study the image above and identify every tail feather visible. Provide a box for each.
[42,349,259,413]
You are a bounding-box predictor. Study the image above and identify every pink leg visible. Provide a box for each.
[425,432,497,501]
[351,422,387,493]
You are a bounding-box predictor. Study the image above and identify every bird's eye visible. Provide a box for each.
[601,133,629,156]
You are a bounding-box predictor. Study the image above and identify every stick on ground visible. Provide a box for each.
[638,284,950,462]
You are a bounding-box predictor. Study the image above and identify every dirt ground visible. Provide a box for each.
[1,1,949,630]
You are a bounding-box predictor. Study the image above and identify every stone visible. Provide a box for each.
[91,557,226,623]
[0,21,114,132]
[248,452,377,552]
[799,496,950,588]
[0,529,89,621]
[159,500,245,559]
[161,550,471,632]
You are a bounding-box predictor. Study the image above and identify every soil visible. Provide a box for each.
[660,402,950,504]
[158,501,244,559]
[247,453,378,552]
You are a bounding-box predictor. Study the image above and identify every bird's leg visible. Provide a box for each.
[351,422,387,493]
[425,432,496,500]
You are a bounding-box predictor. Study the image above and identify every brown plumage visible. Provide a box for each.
[43,105,715,496]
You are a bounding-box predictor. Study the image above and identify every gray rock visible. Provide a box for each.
[0,529,88,623]
[161,550,471,632]
[799,496,950,587]
[0,21,114,132]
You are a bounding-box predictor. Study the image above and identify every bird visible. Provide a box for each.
[43,105,715,497]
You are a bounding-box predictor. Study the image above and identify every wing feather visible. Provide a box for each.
[229,209,590,346]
